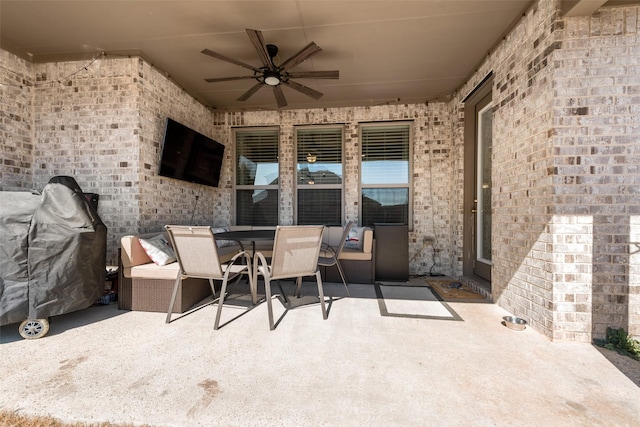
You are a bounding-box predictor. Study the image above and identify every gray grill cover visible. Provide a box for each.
[0,176,107,325]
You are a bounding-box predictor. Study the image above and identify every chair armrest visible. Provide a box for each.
[228,250,252,267]
[320,242,337,258]
[253,251,271,279]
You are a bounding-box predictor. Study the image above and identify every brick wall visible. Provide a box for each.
[631,216,640,336]
[135,58,227,235]
[15,55,222,265]
[0,50,34,190]
[30,57,140,261]
[552,5,640,339]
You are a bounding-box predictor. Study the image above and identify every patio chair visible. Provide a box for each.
[164,225,255,330]
[253,225,326,330]
[315,221,353,297]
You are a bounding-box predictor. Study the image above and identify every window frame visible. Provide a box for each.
[232,126,280,226]
[294,124,345,225]
[358,121,413,228]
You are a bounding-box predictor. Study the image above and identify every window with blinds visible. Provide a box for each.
[360,123,412,227]
[234,127,279,226]
[295,126,343,225]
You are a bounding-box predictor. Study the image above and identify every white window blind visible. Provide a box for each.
[360,123,411,226]
[361,125,410,185]
[236,129,279,186]
[234,128,279,225]
[296,126,343,225]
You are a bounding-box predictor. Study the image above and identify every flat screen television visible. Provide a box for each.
[159,118,225,187]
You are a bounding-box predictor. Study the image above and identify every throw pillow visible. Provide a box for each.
[344,226,365,250]
[212,227,235,248]
[139,234,176,266]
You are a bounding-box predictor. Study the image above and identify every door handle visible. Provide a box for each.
[471,209,477,213]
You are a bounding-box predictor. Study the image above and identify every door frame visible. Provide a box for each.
[463,74,493,280]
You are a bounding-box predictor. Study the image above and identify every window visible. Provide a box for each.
[360,123,411,227]
[295,126,343,225]
[234,127,279,226]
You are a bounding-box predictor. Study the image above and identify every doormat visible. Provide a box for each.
[425,278,486,302]
[375,284,462,321]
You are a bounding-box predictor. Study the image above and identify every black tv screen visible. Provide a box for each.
[159,118,225,187]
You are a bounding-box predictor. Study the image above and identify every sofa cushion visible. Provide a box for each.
[126,247,247,279]
[339,247,372,261]
[130,262,180,280]
[138,234,176,266]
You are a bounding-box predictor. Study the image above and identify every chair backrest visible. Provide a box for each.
[333,221,354,257]
[269,225,324,280]
[165,225,225,278]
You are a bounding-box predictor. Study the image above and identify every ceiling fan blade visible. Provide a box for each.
[204,75,256,83]
[286,70,339,79]
[237,82,264,102]
[282,79,323,100]
[201,48,259,72]
[279,42,322,72]
[273,86,287,108]
[246,29,275,71]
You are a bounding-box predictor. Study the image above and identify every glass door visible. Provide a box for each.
[463,75,493,283]
[474,101,492,280]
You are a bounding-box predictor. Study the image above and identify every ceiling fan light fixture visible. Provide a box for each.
[264,70,280,86]
[264,75,280,86]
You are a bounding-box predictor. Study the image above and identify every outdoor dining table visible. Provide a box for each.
[214,229,275,255]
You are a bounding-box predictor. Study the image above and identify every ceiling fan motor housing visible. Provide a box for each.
[266,44,279,59]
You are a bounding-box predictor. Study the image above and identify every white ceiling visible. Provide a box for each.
[0,0,630,111]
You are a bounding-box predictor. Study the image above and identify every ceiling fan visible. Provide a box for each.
[202,29,339,108]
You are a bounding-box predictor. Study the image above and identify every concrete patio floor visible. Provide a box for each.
[1,278,639,427]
